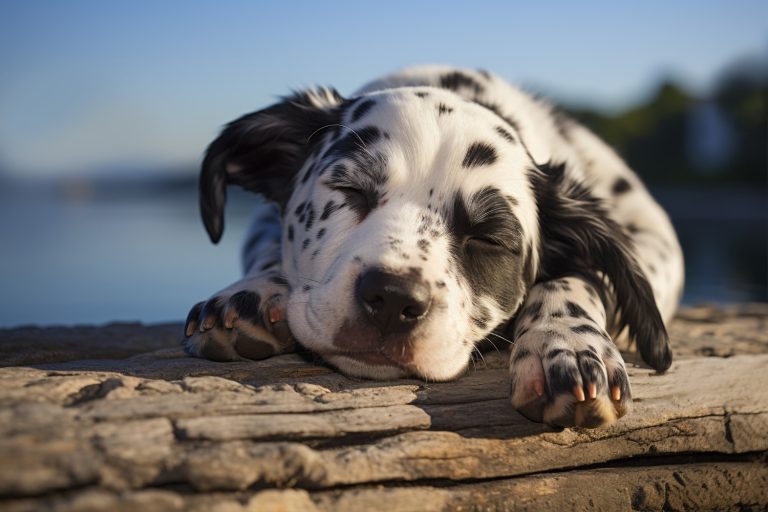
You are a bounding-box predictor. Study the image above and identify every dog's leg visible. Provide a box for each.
[183,203,295,361]
[508,276,632,428]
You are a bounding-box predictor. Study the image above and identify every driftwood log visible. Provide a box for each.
[1,304,766,511]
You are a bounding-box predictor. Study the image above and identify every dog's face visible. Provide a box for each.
[201,87,537,380]
[199,84,667,380]
[281,89,538,380]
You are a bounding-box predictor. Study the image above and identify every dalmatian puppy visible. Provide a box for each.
[183,66,684,429]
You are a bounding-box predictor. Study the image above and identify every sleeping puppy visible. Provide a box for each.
[183,66,684,428]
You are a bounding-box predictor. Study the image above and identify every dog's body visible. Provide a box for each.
[184,66,684,428]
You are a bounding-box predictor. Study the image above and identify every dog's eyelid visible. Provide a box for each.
[322,179,365,195]
[465,235,503,247]
[335,185,366,196]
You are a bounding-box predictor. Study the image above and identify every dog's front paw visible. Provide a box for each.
[509,325,632,428]
[183,276,295,361]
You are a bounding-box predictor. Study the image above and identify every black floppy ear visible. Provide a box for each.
[200,87,344,243]
[530,162,672,372]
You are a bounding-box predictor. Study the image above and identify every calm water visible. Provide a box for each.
[0,181,765,327]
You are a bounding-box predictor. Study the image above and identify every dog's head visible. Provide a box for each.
[200,85,669,379]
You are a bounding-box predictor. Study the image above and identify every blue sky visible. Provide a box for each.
[0,0,766,177]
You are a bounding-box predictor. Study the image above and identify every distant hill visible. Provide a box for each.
[564,58,767,187]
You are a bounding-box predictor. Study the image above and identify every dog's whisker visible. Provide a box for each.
[482,337,502,355]
[487,331,514,345]
[472,345,487,369]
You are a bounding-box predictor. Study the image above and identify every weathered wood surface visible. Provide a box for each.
[1,304,766,511]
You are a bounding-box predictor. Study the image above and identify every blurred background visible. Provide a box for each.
[0,0,766,327]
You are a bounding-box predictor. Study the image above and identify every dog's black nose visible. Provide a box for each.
[356,269,431,335]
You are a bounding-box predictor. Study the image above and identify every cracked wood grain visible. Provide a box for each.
[0,305,767,510]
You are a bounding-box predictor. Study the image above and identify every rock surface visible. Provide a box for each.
[1,304,767,511]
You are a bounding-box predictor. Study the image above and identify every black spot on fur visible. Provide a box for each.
[512,348,531,364]
[302,238,310,251]
[612,177,632,195]
[462,142,498,168]
[417,239,430,252]
[304,206,315,230]
[437,103,454,115]
[495,126,515,143]
[317,228,326,239]
[320,200,342,221]
[546,355,581,400]
[287,224,294,242]
[350,99,376,123]
[566,301,590,319]
[571,324,603,337]
[526,301,543,321]
[415,91,429,98]
[294,202,306,216]
[300,166,313,184]
[521,244,537,287]
[440,71,485,95]
[327,126,381,158]
[302,284,311,292]
[546,348,575,360]
[259,260,278,271]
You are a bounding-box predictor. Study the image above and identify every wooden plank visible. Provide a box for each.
[3,462,766,511]
[0,305,767,510]
[2,355,764,495]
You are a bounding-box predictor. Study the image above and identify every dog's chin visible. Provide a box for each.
[321,350,469,381]
[287,302,471,381]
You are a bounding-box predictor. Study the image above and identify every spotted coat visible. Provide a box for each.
[183,66,684,428]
